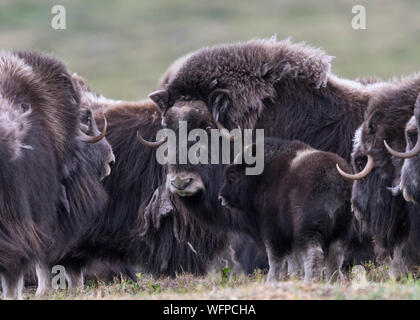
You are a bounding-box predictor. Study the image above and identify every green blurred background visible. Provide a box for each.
[1,0,419,100]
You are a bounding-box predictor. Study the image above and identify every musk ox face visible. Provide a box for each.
[341,107,397,194]
[162,100,222,198]
[146,86,246,200]
[345,115,396,231]
[219,164,251,212]
[349,127,371,222]
[79,109,115,180]
[342,96,412,250]
[400,116,420,203]
[385,95,420,204]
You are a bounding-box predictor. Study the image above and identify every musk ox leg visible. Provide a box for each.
[66,268,84,290]
[389,244,408,281]
[325,241,344,282]
[287,251,302,279]
[265,246,287,282]
[1,273,24,300]
[301,241,324,282]
[35,263,51,296]
[279,259,288,280]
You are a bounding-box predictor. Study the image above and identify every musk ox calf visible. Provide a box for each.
[219,138,353,281]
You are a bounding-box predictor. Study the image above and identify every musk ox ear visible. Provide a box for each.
[61,72,79,104]
[149,89,169,112]
[208,89,231,124]
[414,94,420,119]
[367,111,384,135]
[59,184,71,214]
[261,62,272,78]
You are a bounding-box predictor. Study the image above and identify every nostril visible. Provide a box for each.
[184,178,192,187]
[171,176,192,190]
[109,160,116,168]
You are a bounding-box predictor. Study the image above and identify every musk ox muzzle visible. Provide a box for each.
[102,152,116,180]
[166,171,205,197]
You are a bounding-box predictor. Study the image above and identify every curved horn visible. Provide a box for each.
[216,121,241,142]
[336,154,374,180]
[136,131,168,148]
[80,117,108,143]
[384,136,420,159]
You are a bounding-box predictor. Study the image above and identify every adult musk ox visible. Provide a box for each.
[140,38,385,266]
[35,106,113,294]
[385,94,420,204]
[0,51,81,299]
[337,74,420,279]
[56,89,229,277]
[381,94,420,274]
[219,138,353,281]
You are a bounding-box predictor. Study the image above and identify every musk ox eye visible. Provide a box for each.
[203,123,215,132]
[408,130,417,146]
[81,110,92,125]
[228,173,237,184]
[355,155,367,172]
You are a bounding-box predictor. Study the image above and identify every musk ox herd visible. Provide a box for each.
[1,37,420,299]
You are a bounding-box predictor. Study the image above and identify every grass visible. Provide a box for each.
[18,264,420,300]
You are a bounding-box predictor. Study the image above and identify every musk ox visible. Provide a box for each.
[139,38,385,268]
[35,106,114,294]
[385,94,420,204]
[2,57,114,296]
[227,234,268,275]
[219,138,353,282]
[337,73,420,279]
[0,51,81,299]
[55,94,229,277]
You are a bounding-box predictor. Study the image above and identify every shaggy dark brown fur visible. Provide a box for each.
[350,73,420,279]
[56,98,228,277]
[152,38,379,161]
[15,52,80,164]
[399,96,420,204]
[219,138,353,281]
[0,51,80,299]
[149,38,384,272]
